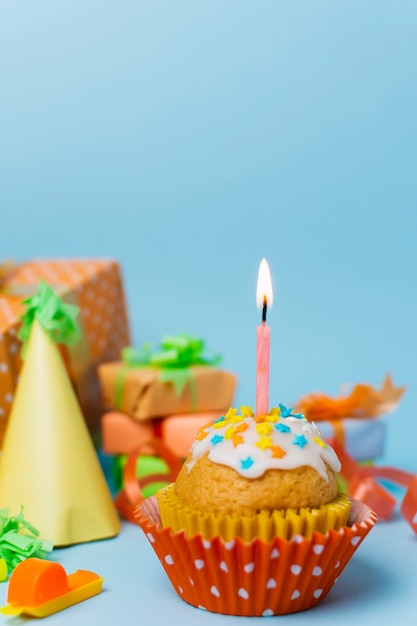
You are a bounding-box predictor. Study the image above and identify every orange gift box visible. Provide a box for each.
[98,363,236,422]
[102,410,220,459]
[0,259,130,442]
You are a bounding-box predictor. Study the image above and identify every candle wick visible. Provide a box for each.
[262,295,267,324]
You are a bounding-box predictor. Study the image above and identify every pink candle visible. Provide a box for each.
[256,259,273,415]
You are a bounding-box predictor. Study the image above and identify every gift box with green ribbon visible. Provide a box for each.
[98,335,237,421]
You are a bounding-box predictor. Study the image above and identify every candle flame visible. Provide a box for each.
[256,258,273,309]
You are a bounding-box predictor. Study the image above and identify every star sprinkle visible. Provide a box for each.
[234,422,249,434]
[240,406,254,418]
[225,407,239,421]
[271,445,286,459]
[255,436,273,451]
[232,433,244,447]
[313,436,327,448]
[256,422,273,436]
[213,418,227,429]
[210,434,224,445]
[265,413,279,423]
[279,404,304,419]
[293,434,308,448]
[274,422,291,433]
[196,429,209,441]
[224,426,235,440]
[240,457,254,470]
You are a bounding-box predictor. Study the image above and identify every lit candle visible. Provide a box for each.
[256,258,273,415]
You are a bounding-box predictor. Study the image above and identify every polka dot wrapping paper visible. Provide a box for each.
[135,495,377,617]
[0,259,130,443]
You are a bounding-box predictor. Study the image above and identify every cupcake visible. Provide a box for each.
[135,405,377,616]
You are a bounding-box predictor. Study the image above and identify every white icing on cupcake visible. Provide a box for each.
[186,405,341,481]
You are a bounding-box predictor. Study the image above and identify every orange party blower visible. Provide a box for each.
[0,558,103,618]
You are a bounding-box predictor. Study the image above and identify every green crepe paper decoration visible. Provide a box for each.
[18,280,80,356]
[0,508,54,576]
[115,334,222,410]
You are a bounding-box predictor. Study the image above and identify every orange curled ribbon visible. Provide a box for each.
[295,374,406,422]
[295,375,406,450]
[328,438,417,533]
[114,439,182,524]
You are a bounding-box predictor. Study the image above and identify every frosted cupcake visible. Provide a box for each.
[135,405,377,616]
[157,405,350,541]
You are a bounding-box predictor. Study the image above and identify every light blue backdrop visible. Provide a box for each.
[1,0,416,473]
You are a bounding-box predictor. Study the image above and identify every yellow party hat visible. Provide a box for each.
[0,283,121,546]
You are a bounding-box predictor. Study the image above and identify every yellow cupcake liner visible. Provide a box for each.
[156,484,351,541]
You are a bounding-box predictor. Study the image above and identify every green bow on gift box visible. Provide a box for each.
[115,334,222,410]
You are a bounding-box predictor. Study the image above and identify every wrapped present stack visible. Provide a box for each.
[294,374,405,474]
[98,335,237,506]
[0,259,130,442]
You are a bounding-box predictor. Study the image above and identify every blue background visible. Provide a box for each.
[1,2,417,624]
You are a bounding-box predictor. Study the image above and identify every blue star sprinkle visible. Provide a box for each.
[275,422,291,433]
[279,403,303,419]
[213,415,225,423]
[240,456,254,470]
[293,434,308,448]
[211,434,224,445]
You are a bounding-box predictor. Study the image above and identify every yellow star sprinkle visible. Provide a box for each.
[255,436,272,450]
[270,407,281,417]
[229,412,245,424]
[256,422,273,436]
[224,426,235,440]
[241,405,254,417]
[314,436,327,448]
[225,407,238,421]
[265,413,279,423]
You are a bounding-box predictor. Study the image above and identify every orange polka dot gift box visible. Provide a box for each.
[0,259,130,443]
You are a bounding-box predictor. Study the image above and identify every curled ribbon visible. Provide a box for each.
[328,438,417,533]
[296,375,405,422]
[113,439,183,523]
[115,335,221,410]
[296,375,406,450]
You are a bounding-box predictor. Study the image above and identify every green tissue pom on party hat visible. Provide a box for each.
[0,508,53,578]
[18,280,80,353]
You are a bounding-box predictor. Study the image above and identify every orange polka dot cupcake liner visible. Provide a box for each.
[134,496,377,617]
